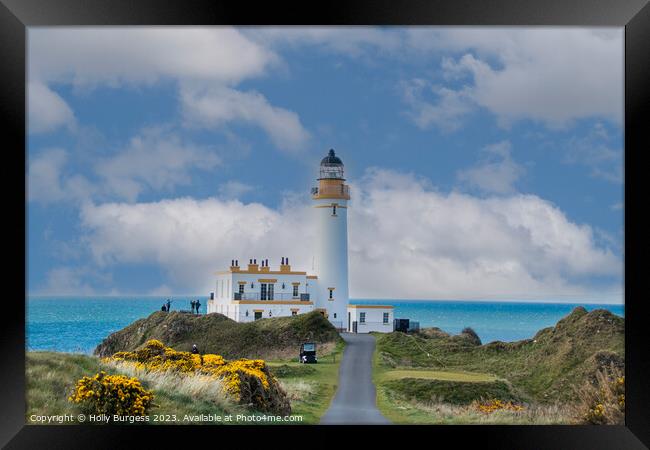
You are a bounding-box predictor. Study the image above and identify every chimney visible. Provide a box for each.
[248,258,259,272]
[280,256,291,272]
[260,258,270,272]
[230,259,240,272]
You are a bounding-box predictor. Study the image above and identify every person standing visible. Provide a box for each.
[166,299,171,311]
[195,299,201,315]
[190,300,196,314]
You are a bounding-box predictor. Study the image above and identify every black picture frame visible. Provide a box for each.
[2,0,648,448]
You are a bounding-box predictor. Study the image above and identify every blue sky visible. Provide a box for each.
[27,27,624,302]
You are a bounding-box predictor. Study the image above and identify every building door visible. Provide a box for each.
[260,283,267,300]
[352,321,358,333]
[254,311,263,320]
[268,283,274,300]
[348,312,351,332]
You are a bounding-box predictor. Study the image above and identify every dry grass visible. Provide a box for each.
[105,360,233,410]
[388,397,576,424]
[571,365,625,425]
[279,379,316,402]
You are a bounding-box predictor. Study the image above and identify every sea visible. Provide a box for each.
[26,296,624,355]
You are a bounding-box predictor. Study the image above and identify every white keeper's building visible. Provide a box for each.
[207,149,394,333]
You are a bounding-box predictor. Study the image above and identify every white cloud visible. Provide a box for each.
[400,79,474,132]
[403,28,623,130]
[29,27,276,87]
[457,140,525,194]
[564,122,623,184]
[27,148,94,204]
[28,129,221,204]
[181,86,310,151]
[243,27,403,57]
[218,181,255,200]
[42,266,108,296]
[79,197,316,293]
[28,82,75,134]
[95,127,221,201]
[76,169,621,301]
[28,27,312,146]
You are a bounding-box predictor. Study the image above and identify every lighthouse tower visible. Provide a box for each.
[312,149,351,331]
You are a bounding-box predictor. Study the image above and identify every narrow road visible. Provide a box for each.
[320,333,391,425]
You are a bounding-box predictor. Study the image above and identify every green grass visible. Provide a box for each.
[95,310,344,361]
[26,337,345,426]
[370,307,624,424]
[267,339,345,424]
[27,352,103,418]
[27,351,268,425]
[382,378,520,405]
[374,307,624,402]
[380,369,496,383]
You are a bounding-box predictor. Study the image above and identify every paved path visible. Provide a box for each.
[320,333,391,425]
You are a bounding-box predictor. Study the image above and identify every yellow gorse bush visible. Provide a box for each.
[570,364,624,425]
[474,398,524,414]
[105,340,289,414]
[68,371,154,416]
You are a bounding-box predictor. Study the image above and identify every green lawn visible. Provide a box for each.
[370,337,575,424]
[380,369,496,383]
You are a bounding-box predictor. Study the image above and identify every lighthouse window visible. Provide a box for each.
[328,289,334,299]
[332,205,337,216]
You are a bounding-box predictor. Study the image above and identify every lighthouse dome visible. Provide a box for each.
[321,149,343,166]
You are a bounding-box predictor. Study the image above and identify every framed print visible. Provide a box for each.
[2,0,648,448]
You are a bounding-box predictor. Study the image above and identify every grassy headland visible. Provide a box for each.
[26,351,248,424]
[372,306,624,424]
[95,310,342,360]
[28,311,344,425]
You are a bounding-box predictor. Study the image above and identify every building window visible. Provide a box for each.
[291,310,298,316]
[260,283,268,300]
[332,205,337,216]
[238,284,244,294]
[293,285,299,298]
[360,312,366,323]
[383,312,389,324]
[333,313,337,319]
[254,311,262,320]
[328,289,334,299]
[268,283,274,300]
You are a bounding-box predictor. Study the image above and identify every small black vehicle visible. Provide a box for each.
[299,342,317,364]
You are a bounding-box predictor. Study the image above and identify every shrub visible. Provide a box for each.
[460,327,482,346]
[106,340,290,415]
[68,371,154,416]
[574,365,624,425]
[473,398,524,414]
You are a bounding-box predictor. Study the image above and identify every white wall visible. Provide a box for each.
[348,307,394,333]
[314,198,349,330]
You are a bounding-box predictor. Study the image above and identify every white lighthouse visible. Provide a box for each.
[311,149,350,331]
[207,149,394,333]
